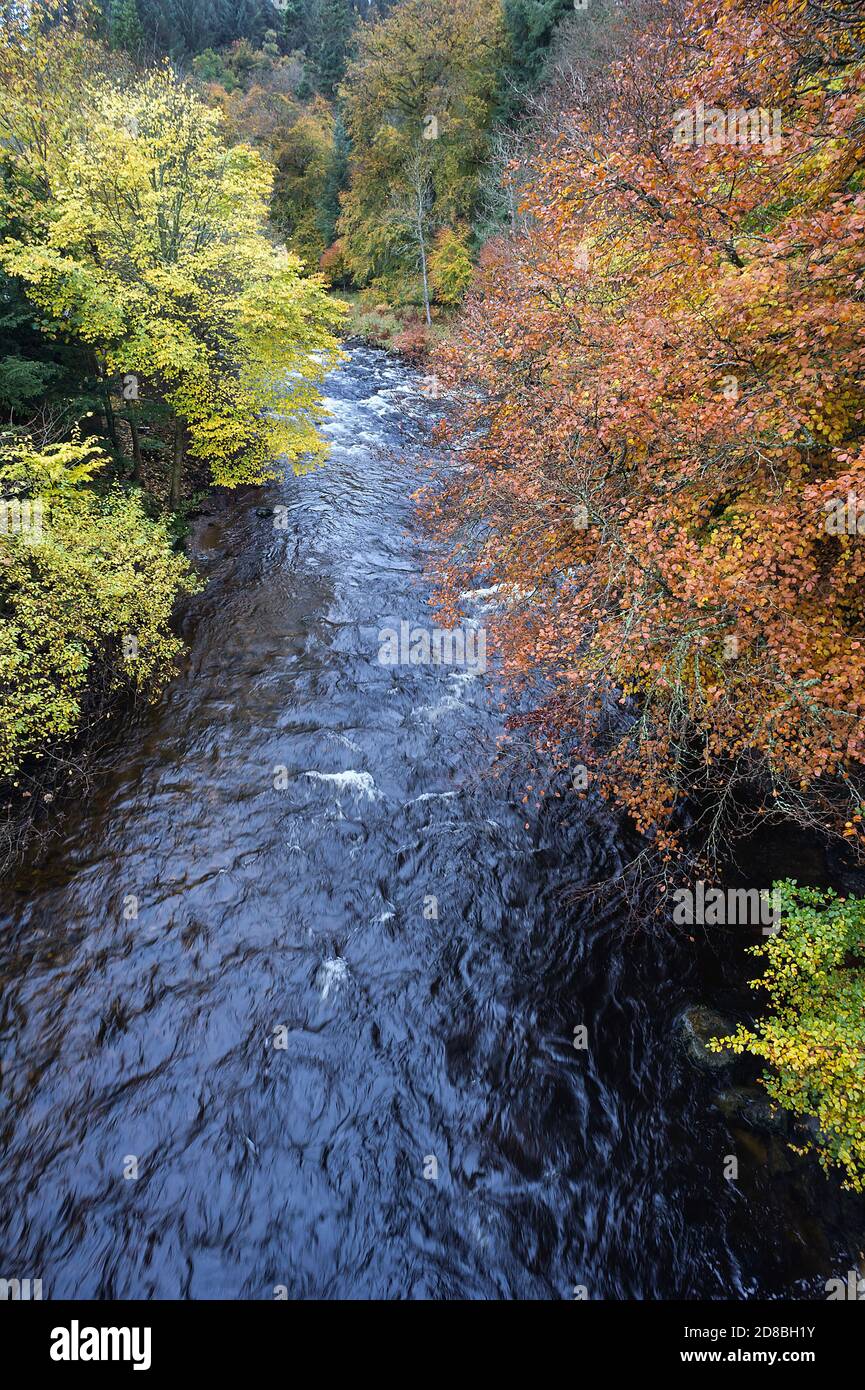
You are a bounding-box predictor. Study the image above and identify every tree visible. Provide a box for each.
[338,0,506,300]
[499,0,571,98]
[107,0,144,56]
[711,882,865,1193]
[422,0,865,858]
[428,225,473,305]
[0,264,89,425]
[317,109,350,248]
[277,0,307,53]
[135,0,268,58]
[0,10,344,507]
[0,432,198,783]
[387,147,436,325]
[271,97,336,267]
[306,0,356,98]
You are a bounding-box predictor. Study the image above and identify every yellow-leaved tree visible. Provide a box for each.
[0,433,199,783]
[0,1,346,507]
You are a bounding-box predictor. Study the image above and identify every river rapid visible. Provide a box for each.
[0,346,862,1299]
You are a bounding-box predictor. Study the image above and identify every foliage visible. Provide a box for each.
[499,0,571,97]
[428,225,474,305]
[332,291,439,350]
[0,10,345,505]
[106,0,144,55]
[337,0,506,295]
[0,435,198,779]
[317,110,350,248]
[271,98,336,267]
[319,237,352,287]
[0,268,66,418]
[0,1,346,818]
[204,66,341,269]
[124,0,269,59]
[710,882,865,1193]
[193,46,238,90]
[422,0,865,855]
[305,0,356,99]
[391,320,432,362]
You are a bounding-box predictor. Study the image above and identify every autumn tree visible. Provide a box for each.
[0,5,344,507]
[423,0,865,861]
[338,0,507,301]
[428,225,474,306]
[271,97,337,267]
[0,433,198,794]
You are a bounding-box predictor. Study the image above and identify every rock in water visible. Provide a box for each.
[714,1086,789,1134]
[678,1005,735,1070]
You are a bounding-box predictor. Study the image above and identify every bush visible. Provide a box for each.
[392,321,432,362]
[0,436,199,781]
[429,226,474,305]
[711,881,865,1192]
[319,238,352,288]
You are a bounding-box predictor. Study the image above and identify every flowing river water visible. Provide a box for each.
[0,346,862,1299]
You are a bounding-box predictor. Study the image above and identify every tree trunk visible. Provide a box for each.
[129,414,143,485]
[103,389,120,451]
[416,194,432,327]
[90,351,119,450]
[170,418,186,510]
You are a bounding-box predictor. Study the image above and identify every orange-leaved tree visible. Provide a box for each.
[421,0,865,862]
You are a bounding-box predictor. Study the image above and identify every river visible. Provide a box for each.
[0,346,861,1299]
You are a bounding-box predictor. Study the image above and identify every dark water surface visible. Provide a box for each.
[0,347,862,1299]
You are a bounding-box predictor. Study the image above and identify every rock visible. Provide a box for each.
[678,1004,735,1070]
[766,1135,794,1176]
[733,1127,769,1166]
[743,1096,789,1135]
[715,1086,789,1135]
[714,1085,763,1119]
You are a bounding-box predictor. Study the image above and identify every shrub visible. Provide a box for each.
[711,881,865,1192]
[429,226,474,306]
[392,321,431,362]
[319,238,352,288]
[0,436,199,781]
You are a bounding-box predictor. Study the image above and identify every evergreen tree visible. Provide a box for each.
[107,0,144,55]
[317,110,350,246]
[136,0,268,60]
[275,0,307,51]
[499,0,572,108]
[307,0,355,98]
